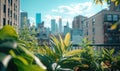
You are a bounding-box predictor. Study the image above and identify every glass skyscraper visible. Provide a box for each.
[36,13,41,28]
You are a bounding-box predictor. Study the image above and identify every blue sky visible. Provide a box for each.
[20,0,108,28]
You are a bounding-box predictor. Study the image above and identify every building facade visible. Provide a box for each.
[0,0,20,29]
[71,15,86,46]
[72,15,87,30]
[84,9,120,44]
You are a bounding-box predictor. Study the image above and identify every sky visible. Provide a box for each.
[20,0,108,28]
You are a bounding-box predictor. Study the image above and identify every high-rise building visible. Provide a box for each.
[84,9,120,44]
[20,12,28,28]
[51,19,56,35]
[59,18,62,33]
[64,21,70,35]
[36,13,41,28]
[72,15,87,30]
[71,15,86,46]
[0,0,20,29]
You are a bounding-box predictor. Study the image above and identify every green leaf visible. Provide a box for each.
[14,58,46,71]
[64,33,71,47]
[0,25,18,41]
[110,23,118,30]
[110,49,114,55]
[18,45,47,70]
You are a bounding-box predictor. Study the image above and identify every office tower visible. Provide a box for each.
[0,0,20,30]
[36,13,41,28]
[51,19,56,35]
[71,15,86,46]
[64,21,70,35]
[20,12,28,28]
[59,18,62,33]
[72,15,87,30]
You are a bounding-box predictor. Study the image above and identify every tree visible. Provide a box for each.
[94,0,120,6]
[19,17,38,52]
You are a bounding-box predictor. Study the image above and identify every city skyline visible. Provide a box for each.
[20,0,108,28]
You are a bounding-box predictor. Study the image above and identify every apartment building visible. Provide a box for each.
[0,0,20,29]
[84,9,120,44]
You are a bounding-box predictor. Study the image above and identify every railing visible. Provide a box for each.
[72,43,120,53]
[89,43,120,54]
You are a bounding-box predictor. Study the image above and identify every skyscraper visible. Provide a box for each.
[71,15,85,46]
[51,19,56,35]
[20,12,28,28]
[59,18,62,33]
[36,13,41,28]
[72,15,87,30]
[0,0,20,30]
[64,21,70,35]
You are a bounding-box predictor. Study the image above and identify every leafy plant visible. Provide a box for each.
[36,33,84,71]
[0,25,46,71]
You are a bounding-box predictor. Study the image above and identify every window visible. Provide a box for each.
[107,14,112,21]
[92,18,95,25]
[11,10,12,17]
[10,22,12,26]
[14,3,16,11]
[113,15,119,21]
[92,28,95,34]
[8,0,10,3]
[11,0,12,6]
[14,13,15,19]
[3,18,6,26]
[8,20,9,25]
[86,22,88,28]
[105,14,119,22]
[16,15,17,20]
[3,5,6,13]
[8,8,10,17]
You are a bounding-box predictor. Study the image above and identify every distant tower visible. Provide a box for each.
[20,12,28,28]
[67,21,69,27]
[64,21,70,35]
[72,15,86,30]
[59,18,62,33]
[51,19,56,34]
[36,13,41,28]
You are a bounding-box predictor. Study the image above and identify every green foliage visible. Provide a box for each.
[37,33,84,71]
[0,25,46,71]
[0,25,18,41]
[1,25,120,71]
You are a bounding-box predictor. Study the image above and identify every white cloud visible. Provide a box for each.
[20,10,23,12]
[43,15,61,28]
[51,2,93,16]
[28,17,36,26]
